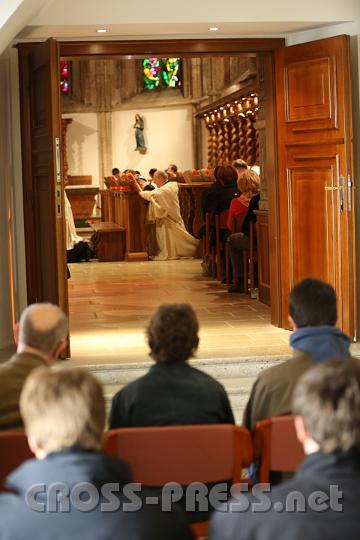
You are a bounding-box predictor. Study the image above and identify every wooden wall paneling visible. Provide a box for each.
[255,210,270,305]
[59,39,285,59]
[258,52,281,326]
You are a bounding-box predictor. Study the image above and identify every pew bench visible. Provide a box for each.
[90,222,126,262]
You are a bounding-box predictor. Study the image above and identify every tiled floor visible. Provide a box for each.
[68,259,291,364]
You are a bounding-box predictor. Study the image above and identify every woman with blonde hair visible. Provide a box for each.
[227,169,260,293]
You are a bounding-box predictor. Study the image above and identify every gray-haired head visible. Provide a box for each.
[153,170,168,187]
[18,303,68,357]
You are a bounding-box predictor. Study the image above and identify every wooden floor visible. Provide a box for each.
[68,259,291,364]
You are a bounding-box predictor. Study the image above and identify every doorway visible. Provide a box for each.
[17,35,357,354]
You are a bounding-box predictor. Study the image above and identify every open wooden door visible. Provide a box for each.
[18,39,69,328]
[275,35,356,338]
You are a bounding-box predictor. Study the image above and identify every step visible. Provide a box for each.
[82,355,290,386]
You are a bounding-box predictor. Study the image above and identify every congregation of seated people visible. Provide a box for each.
[1,277,359,539]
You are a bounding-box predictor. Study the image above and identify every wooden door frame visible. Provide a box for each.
[20,37,284,327]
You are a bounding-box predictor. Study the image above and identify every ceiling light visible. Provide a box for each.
[209,27,219,32]
[96,28,108,33]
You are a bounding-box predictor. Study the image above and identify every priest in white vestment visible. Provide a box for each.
[130,170,199,261]
[64,191,82,250]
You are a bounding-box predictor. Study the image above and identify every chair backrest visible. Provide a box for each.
[216,209,229,231]
[232,213,246,233]
[104,424,253,485]
[204,212,211,255]
[0,431,34,492]
[253,416,305,483]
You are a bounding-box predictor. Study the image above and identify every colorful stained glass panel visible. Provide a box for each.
[162,57,181,88]
[60,61,70,94]
[143,57,161,89]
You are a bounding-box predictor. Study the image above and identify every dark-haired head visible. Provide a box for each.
[289,278,337,328]
[149,168,157,178]
[147,304,199,364]
[214,165,238,187]
[112,168,120,175]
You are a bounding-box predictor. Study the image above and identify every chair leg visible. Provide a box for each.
[225,243,230,286]
[249,256,255,290]
[211,247,216,277]
[243,251,248,294]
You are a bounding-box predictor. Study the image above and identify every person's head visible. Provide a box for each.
[135,114,142,121]
[288,278,337,329]
[138,175,147,188]
[237,169,260,194]
[166,164,178,177]
[111,167,120,178]
[293,358,360,455]
[215,165,238,187]
[149,168,157,179]
[232,159,248,171]
[147,303,199,364]
[153,170,168,187]
[14,303,68,363]
[213,165,221,182]
[20,366,105,458]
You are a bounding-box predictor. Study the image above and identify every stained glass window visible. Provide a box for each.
[143,57,161,89]
[162,58,181,88]
[143,57,181,90]
[60,61,70,94]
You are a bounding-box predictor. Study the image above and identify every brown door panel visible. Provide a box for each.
[18,39,69,348]
[276,35,356,338]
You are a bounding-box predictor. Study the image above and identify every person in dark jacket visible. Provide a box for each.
[0,367,194,540]
[109,303,235,428]
[243,278,351,431]
[209,358,360,540]
[201,164,241,217]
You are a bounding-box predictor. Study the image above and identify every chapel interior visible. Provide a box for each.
[60,52,285,422]
[1,3,360,535]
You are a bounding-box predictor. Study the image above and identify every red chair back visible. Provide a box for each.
[253,416,305,483]
[104,424,252,485]
[104,424,252,538]
[0,431,34,491]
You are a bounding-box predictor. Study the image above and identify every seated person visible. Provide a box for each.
[144,168,157,191]
[243,278,351,431]
[166,163,178,177]
[104,167,121,188]
[0,303,68,431]
[129,170,199,261]
[226,169,260,232]
[109,303,235,428]
[227,169,260,293]
[0,366,193,540]
[232,159,248,175]
[200,165,240,276]
[201,165,240,217]
[209,357,360,540]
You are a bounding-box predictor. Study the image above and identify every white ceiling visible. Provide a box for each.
[16,21,344,41]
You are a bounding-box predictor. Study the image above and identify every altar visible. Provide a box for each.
[65,185,99,221]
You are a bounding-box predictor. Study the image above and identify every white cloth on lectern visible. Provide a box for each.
[64,191,82,250]
[139,182,199,261]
